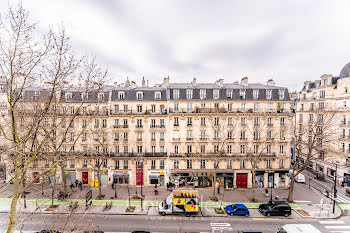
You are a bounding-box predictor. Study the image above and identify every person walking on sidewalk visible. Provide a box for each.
[216,181,220,194]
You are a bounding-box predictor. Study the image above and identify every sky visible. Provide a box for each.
[2,0,350,91]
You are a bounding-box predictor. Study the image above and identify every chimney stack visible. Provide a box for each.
[267,79,276,86]
[142,77,145,87]
[215,78,224,87]
[240,77,248,87]
[192,77,197,87]
[162,76,170,87]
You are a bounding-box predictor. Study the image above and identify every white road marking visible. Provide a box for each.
[319,220,345,224]
[323,193,350,204]
[294,200,312,203]
[330,231,350,233]
[325,226,350,229]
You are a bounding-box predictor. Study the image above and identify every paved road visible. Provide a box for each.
[1,212,350,233]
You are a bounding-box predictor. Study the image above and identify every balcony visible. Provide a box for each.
[136,125,143,128]
[110,110,167,115]
[186,138,193,141]
[151,166,156,169]
[150,125,166,128]
[200,138,207,141]
[137,138,142,141]
[173,138,180,141]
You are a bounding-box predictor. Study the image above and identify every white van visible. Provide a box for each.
[294,173,306,183]
[277,224,321,233]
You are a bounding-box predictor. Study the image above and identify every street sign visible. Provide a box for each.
[123,170,127,174]
[320,198,324,210]
[89,170,93,174]
[86,190,92,207]
[51,169,55,174]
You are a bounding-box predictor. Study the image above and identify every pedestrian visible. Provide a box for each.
[216,181,220,194]
[265,188,269,197]
[75,179,79,188]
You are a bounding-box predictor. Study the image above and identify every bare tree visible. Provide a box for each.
[246,116,280,202]
[288,106,337,202]
[0,3,107,232]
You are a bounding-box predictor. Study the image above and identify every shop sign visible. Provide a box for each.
[123,170,128,174]
[51,169,55,174]
[89,170,93,174]
[160,172,164,175]
[102,169,107,174]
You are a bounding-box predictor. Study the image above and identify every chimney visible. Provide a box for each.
[125,77,130,87]
[192,77,197,87]
[147,80,149,87]
[215,78,224,87]
[162,76,170,87]
[233,81,238,85]
[142,77,145,87]
[267,79,276,86]
[131,80,137,89]
[114,82,118,87]
[240,77,248,86]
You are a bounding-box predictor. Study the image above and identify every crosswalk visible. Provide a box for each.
[319,220,350,233]
[323,192,350,204]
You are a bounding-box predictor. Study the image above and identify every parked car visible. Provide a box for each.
[258,201,291,217]
[225,204,249,216]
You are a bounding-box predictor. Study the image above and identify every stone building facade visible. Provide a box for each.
[12,77,293,189]
[296,63,350,183]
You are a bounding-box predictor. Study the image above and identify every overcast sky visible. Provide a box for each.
[2,0,350,91]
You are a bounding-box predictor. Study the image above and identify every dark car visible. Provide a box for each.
[258,201,291,217]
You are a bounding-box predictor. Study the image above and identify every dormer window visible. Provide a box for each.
[136,92,143,100]
[118,91,125,100]
[65,92,72,101]
[213,89,220,99]
[239,90,246,100]
[81,93,88,101]
[173,89,179,99]
[278,90,285,100]
[200,89,206,99]
[154,92,161,100]
[98,93,105,102]
[226,89,233,99]
[323,79,328,86]
[266,90,272,100]
[253,90,259,100]
[186,89,193,99]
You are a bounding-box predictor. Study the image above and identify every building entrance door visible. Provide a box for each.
[82,172,88,185]
[236,173,247,188]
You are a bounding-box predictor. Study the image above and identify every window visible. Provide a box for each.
[267,145,272,154]
[239,89,246,99]
[254,144,258,154]
[174,103,179,112]
[187,160,192,169]
[83,159,88,168]
[151,160,156,169]
[201,117,206,126]
[174,117,179,126]
[266,90,272,100]
[124,146,128,153]
[279,159,285,168]
[123,105,128,113]
[214,117,219,126]
[213,89,220,99]
[227,117,233,126]
[200,145,205,153]
[115,160,120,169]
[155,92,161,100]
[137,146,142,154]
[240,131,246,140]
[253,131,259,140]
[136,119,143,128]
[102,119,107,128]
[200,89,206,99]
[280,145,285,155]
[151,146,156,153]
[187,117,192,126]
[280,117,285,126]
[280,130,285,140]
[124,160,128,169]
[241,117,246,126]
[98,93,105,102]
[174,160,179,169]
[240,160,245,168]
[123,119,128,127]
[136,92,143,100]
[254,117,259,126]
[187,130,192,140]
[118,92,125,100]
[267,130,272,140]
[267,160,271,168]
[253,90,259,100]
[160,160,165,169]
[186,89,193,99]
[187,103,192,112]
[214,145,219,153]
[228,103,233,112]
[137,105,142,113]
[81,93,88,101]
[201,130,206,140]
[214,131,219,140]
[240,103,245,112]
[320,90,326,98]
[227,160,232,169]
[200,160,206,169]
[227,131,232,139]
[227,145,232,154]
[278,90,285,100]
[226,89,233,99]
[151,119,156,127]
[115,146,119,154]
[254,103,259,112]
[240,144,245,154]
[65,92,72,100]
[174,145,179,154]
[160,132,164,141]
[137,132,142,141]
[173,89,179,99]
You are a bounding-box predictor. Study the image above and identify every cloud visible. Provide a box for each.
[2,0,350,91]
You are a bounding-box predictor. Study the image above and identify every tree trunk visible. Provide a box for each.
[61,165,67,195]
[287,176,295,202]
[251,161,256,201]
[98,166,102,197]
[7,195,19,233]
[212,171,216,198]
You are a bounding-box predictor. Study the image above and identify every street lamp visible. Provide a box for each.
[333,161,339,213]
[140,159,143,211]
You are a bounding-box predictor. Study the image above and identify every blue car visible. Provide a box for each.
[225,204,250,216]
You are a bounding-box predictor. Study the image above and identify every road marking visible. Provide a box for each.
[325,226,350,229]
[252,217,277,221]
[323,193,350,204]
[320,220,345,224]
[294,200,312,203]
[210,222,233,231]
[330,231,350,233]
